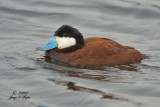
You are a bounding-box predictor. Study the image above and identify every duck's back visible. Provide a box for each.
[45,37,146,66]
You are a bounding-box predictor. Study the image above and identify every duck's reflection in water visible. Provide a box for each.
[46,78,142,107]
[43,57,139,82]
[46,78,128,101]
[37,58,142,106]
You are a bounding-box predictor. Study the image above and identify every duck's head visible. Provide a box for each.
[37,25,84,52]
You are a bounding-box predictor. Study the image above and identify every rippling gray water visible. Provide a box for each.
[0,0,160,107]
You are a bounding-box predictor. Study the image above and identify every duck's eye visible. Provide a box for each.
[62,33,67,36]
[48,43,50,45]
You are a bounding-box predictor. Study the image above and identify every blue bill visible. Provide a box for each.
[37,36,58,51]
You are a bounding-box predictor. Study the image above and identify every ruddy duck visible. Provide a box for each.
[37,25,146,67]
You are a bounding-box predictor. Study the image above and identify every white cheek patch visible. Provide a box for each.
[55,36,76,49]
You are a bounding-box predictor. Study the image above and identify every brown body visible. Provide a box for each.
[45,37,146,67]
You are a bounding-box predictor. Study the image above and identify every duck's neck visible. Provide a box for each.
[57,43,84,53]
